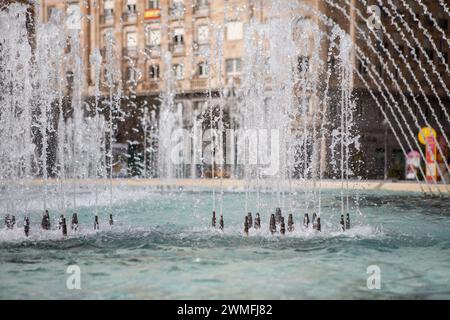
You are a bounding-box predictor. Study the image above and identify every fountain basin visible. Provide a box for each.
[0,187,449,299]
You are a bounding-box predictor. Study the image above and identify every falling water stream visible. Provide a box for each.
[0,0,449,299]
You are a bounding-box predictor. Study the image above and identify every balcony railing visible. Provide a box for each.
[193,42,209,55]
[100,14,114,25]
[226,76,241,86]
[123,47,138,57]
[145,45,161,58]
[123,11,137,23]
[191,78,207,89]
[193,4,209,17]
[169,43,185,56]
[142,82,159,91]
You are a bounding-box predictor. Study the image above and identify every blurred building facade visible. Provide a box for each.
[24,0,450,178]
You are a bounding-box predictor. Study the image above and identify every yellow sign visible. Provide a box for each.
[418,127,436,145]
[144,9,160,20]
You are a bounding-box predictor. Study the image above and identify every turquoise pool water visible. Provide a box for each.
[0,187,449,299]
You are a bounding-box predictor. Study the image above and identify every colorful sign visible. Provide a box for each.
[405,150,420,180]
[418,127,438,182]
[425,135,437,181]
[418,127,436,145]
[144,9,161,20]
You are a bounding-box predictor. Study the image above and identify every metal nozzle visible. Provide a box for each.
[288,214,294,232]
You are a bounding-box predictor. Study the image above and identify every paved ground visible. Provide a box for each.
[23,178,450,195]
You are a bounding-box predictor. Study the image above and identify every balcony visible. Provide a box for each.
[193,42,209,56]
[142,82,159,92]
[145,45,161,58]
[226,76,241,86]
[123,47,138,58]
[123,11,137,24]
[169,43,185,56]
[191,78,208,89]
[100,13,114,25]
[193,4,209,17]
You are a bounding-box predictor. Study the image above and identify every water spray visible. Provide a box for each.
[303,213,310,228]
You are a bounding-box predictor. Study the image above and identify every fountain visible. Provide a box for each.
[0,0,449,299]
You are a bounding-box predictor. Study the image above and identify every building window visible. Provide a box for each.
[170,0,184,17]
[197,25,209,44]
[47,6,57,22]
[438,17,448,30]
[173,64,184,80]
[411,46,420,60]
[357,58,367,75]
[226,58,241,76]
[125,0,137,14]
[103,0,114,17]
[149,64,160,80]
[226,21,243,40]
[297,56,309,74]
[197,62,208,77]
[126,32,137,48]
[376,63,383,78]
[146,27,161,46]
[392,68,398,80]
[173,28,184,45]
[101,29,113,53]
[424,40,434,61]
[148,0,160,9]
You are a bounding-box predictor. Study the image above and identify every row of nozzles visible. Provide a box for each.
[210,208,351,235]
[3,211,114,237]
[244,208,322,235]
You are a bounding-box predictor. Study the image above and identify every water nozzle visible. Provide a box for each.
[219,214,224,231]
[269,213,276,235]
[254,213,261,229]
[71,213,78,231]
[94,215,99,230]
[247,212,252,229]
[280,216,286,235]
[346,213,350,230]
[62,217,67,237]
[244,216,249,235]
[41,211,51,230]
[212,210,216,228]
[24,216,30,237]
[275,208,282,224]
[288,214,294,232]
